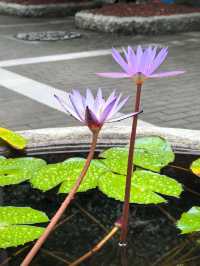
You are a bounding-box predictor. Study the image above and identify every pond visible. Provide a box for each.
[0,148,200,266]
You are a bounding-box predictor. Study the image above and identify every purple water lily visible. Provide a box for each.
[55,89,140,132]
[97,46,185,84]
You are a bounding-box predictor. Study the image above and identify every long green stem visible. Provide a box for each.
[21,131,99,266]
[120,83,142,244]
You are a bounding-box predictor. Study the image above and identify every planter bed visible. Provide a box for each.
[0,0,100,17]
[75,3,200,34]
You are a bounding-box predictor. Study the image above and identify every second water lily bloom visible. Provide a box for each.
[55,89,141,132]
[97,46,185,84]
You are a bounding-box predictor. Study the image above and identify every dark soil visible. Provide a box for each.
[91,3,200,17]
[0,0,89,5]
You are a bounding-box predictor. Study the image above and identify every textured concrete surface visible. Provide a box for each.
[0,15,199,131]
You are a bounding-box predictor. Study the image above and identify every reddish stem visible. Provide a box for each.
[21,131,99,266]
[120,83,142,244]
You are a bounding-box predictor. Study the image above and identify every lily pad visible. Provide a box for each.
[31,158,107,193]
[0,206,49,248]
[0,127,27,149]
[190,158,200,177]
[59,158,108,193]
[177,206,200,234]
[100,136,174,174]
[98,170,183,204]
[0,157,46,186]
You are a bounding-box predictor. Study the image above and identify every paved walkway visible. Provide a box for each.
[0,15,199,131]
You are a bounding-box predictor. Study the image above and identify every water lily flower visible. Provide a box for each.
[97,46,185,84]
[55,89,141,132]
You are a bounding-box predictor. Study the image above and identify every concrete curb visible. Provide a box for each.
[17,120,200,155]
[0,1,99,17]
[75,11,200,34]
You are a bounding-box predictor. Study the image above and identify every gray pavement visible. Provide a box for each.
[0,15,199,130]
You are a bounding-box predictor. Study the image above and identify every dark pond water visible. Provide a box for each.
[0,151,200,266]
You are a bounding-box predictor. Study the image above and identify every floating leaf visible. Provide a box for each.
[0,206,49,225]
[134,137,175,172]
[0,225,45,248]
[190,158,200,177]
[98,170,183,204]
[59,158,107,193]
[177,206,200,234]
[31,158,107,193]
[0,206,49,248]
[31,163,71,192]
[0,127,27,149]
[100,136,175,174]
[0,157,46,186]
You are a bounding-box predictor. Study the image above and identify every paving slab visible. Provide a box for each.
[0,15,199,131]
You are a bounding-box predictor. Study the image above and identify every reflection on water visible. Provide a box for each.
[1,153,200,266]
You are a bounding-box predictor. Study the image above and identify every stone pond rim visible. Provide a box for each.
[2,120,199,157]
[75,11,200,34]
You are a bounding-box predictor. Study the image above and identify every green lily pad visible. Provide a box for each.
[0,157,46,186]
[59,158,108,193]
[100,136,175,174]
[31,158,107,193]
[177,206,200,234]
[0,127,27,150]
[98,170,183,204]
[0,206,49,248]
[31,163,71,192]
[190,158,200,177]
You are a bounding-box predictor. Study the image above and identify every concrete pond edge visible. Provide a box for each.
[75,11,200,34]
[0,1,100,17]
[18,120,200,156]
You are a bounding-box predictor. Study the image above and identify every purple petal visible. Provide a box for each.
[85,106,100,127]
[94,88,105,110]
[107,110,142,123]
[144,46,157,75]
[99,98,117,124]
[138,47,150,74]
[107,96,129,120]
[71,90,85,113]
[127,46,137,74]
[86,89,95,112]
[112,48,129,73]
[96,72,131,78]
[136,46,143,67]
[149,71,185,78]
[103,91,116,110]
[69,94,85,121]
[150,47,168,74]
[106,93,122,119]
[54,94,82,121]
